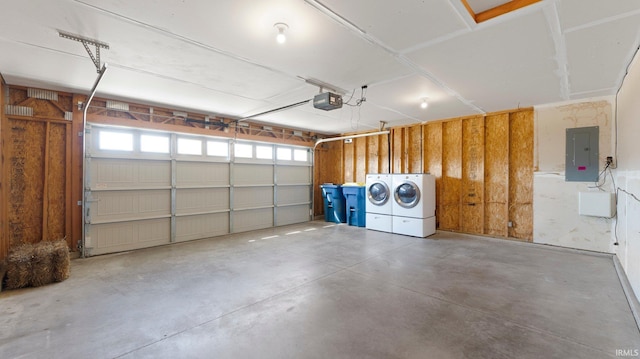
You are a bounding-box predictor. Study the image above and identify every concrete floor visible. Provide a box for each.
[1,221,639,359]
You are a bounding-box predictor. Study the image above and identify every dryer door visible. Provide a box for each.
[394,181,421,209]
[368,181,390,206]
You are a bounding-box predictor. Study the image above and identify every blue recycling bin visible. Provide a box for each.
[320,184,346,223]
[342,185,366,227]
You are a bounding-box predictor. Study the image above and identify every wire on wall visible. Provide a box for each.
[591,157,640,247]
[607,44,640,245]
[591,156,618,192]
[614,187,640,246]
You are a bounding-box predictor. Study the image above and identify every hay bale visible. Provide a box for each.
[4,239,70,290]
[6,244,34,289]
[30,242,55,287]
[51,239,70,282]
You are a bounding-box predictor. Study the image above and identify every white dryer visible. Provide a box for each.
[365,173,393,233]
[392,174,436,237]
[392,174,435,218]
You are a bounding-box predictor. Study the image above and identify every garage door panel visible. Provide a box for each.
[233,208,273,232]
[176,161,229,187]
[91,158,171,189]
[86,125,315,256]
[89,218,170,255]
[91,190,170,223]
[234,187,273,210]
[176,188,230,215]
[234,164,273,185]
[176,213,230,242]
[277,204,310,226]
[276,165,310,184]
[277,186,310,205]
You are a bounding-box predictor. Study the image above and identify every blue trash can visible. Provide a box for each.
[320,184,346,223]
[342,185,366,227]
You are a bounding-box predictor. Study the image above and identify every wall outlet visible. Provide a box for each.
[344,138,353,144]
[507,221,513,227]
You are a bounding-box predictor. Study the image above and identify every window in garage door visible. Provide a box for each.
[84,125,311,256]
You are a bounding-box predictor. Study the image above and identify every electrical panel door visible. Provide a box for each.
[565,126,599,182]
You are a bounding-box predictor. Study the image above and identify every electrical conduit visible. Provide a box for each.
[81,63,108,258]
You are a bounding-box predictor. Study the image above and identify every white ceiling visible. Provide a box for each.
[1,0,639,135]
[466,0,512,14]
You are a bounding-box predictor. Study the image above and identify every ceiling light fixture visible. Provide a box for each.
[274,23,288,44]
[420,98,429,109]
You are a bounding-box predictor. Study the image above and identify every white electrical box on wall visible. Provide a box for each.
[579,192,616,218]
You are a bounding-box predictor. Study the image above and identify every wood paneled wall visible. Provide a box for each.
[314,108,534,241]
[461,116,485,233]
[1,87,77,260]
[484,114,509,237]
[508,111,534,239]
[0,75,6,259]
[313,132,391,217]
[392,125,423,174]
[341,133,390,183]
[313,140,343,216]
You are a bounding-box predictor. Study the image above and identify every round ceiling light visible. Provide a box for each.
[274,23,289,44]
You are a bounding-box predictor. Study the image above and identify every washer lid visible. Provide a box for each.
[368,181,390,206]
[394,181,421,208]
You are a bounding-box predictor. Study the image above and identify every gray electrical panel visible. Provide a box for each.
[565,126,599,182]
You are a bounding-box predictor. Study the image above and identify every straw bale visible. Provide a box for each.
[6,244,34,289]
[30,242,55,287]
[51,240,70,282]
[4,239,70,290]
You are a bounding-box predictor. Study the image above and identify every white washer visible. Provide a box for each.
[366,174,392,214]
[365,173,393,232]
[392,174,436,237]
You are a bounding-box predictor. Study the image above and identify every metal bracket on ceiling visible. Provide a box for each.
[59,31,110,73]
[302,77,346,95]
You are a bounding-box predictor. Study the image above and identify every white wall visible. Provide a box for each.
[530,45,640,299]
[614,48,640,298]
[533,98,616,253]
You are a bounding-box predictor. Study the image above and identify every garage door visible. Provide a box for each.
[84,125,312,256]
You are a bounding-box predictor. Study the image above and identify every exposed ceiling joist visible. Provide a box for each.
[461,0,542,23]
